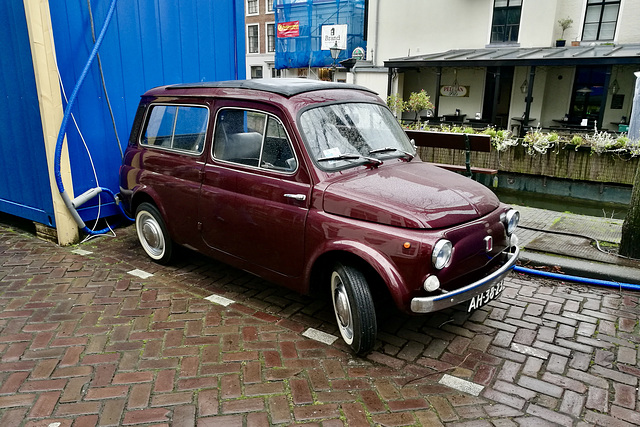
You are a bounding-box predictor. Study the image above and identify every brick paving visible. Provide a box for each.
[0,213,639,426]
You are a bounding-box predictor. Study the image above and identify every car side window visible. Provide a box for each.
[141,105,208,154]
[213,108,297,172]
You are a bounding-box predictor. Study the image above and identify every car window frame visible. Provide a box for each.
[211,106,299,176]
[139,102,210,156]
[297,100,414,172]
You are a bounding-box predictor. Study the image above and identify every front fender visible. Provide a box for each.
[304,239,410,310]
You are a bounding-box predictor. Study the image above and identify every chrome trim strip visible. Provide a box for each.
[411,245,519,313]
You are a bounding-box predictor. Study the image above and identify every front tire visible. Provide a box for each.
[135,202,173,264]
[330,263,377,355]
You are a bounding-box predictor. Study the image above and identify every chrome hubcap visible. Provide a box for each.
[137,212,164,259]
[142,220,161,250]
[331,273,353,344]
[335,286,350,327]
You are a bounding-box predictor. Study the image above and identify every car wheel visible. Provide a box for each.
[330,263,377,355]
[135,202,173,264]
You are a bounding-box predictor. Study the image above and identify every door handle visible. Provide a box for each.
[284,193,306,201]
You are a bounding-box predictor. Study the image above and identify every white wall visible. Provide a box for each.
[519,0,558,47]
[552,0,584,43]
[508,66,549,129]
[350,69,389,100]
[540,66,575,127]
[246,53,275,79]
[602,65,636,130]
[617,0,640,43]
[369,0,494,66]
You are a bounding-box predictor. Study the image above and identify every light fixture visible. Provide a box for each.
[520,79,528,94]
[329,42,342,82]
[330,42,341,62]
[577,86,592,93]
[610,79,620,94]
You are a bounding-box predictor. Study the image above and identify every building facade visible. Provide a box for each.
[245,0,279,78]
[358,0,640,133]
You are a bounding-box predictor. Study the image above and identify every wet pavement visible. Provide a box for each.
[0,205,639,426]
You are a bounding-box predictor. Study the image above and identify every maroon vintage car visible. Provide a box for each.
[119,78,519,354]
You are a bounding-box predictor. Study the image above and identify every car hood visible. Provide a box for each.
[322,162,500,229]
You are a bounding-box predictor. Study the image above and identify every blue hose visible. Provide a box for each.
[513,265,640,291]
[54,0,132,235]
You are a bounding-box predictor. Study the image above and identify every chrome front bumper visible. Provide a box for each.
[410,245,520,313]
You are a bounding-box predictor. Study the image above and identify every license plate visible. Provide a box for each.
[467,281,504,312]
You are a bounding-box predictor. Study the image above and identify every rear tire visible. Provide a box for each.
[135,202,173,264]
[330,263,377,355]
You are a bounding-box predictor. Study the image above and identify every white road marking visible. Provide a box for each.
[439,374,484,396]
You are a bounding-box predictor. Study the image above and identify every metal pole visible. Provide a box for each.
[491,68,501,126]
[521,65,536,138]
[434,66,442,118]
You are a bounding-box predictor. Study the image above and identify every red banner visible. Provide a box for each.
[278,21,299,38]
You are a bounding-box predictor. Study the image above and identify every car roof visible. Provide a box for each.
[163,78,378,98]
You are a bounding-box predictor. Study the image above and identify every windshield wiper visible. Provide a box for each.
[368,147,414,161]
[317,153,383,167]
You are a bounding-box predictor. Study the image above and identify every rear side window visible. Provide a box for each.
[213,108,297,172]
[141,105,208,154]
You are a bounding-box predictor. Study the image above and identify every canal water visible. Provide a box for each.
[493,187,629,220]
[473,172,631,220]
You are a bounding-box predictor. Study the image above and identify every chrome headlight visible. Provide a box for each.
[502,209,520,236]
[432,239,453,270]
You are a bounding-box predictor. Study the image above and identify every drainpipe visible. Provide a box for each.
[373,0,379,65]
[387,67,393,98]
[521,65,536,138]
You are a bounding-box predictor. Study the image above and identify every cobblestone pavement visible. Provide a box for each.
[0,215,639,426]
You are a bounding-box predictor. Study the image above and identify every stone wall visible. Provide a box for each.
[417,145,639,185]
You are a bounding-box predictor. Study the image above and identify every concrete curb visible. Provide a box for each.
[518,250,640,286]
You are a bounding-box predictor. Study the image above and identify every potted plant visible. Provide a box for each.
[406,89,434,123]
[556,17,573,47]
[386,93,407,118]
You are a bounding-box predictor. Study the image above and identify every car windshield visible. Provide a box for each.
[299,102,415,171]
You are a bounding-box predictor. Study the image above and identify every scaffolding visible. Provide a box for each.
[275,0,366,70]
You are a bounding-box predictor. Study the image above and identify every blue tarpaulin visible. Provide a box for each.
[275,0,366,70]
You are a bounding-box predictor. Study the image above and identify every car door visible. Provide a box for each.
[198,106,311,278]
[136,102,209,243]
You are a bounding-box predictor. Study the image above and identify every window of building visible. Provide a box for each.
[267,23,275,52]
[490,0,522,43]
[267,0,274,13]
[247,25,259,54]
[569,66,607,125]
[251,66,263,79]
[247,0,258,15]
[582,0,620,41]
[271,68,281,78]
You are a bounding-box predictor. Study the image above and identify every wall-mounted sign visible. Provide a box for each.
[278,21,299,38]
[321,25,347,50]
[352,47,365,60]
[440,85,469,97]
